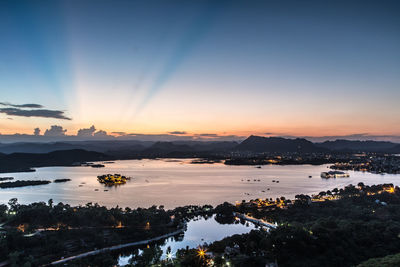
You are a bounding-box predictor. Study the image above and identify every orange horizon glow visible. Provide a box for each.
[1,125,400,139]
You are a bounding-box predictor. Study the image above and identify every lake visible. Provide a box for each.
[118,214,257,265]
[0,159,398,208]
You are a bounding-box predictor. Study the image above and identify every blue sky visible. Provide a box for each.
[0,0,399,138]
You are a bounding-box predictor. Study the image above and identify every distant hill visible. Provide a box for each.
[0,142,81,154]
[173,141,238,152]
[143,142,194,154]
[141,141,238,157]
[0,140,238,156]
[317,139,398,152]
[0,149,111,173]
[235,136,326,153]
[0,141,150,154]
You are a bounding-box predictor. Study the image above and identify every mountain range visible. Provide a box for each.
[0,136,399,157]
[0,149,110,173]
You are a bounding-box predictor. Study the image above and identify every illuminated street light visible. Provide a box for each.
[197,248,206,258]
[166,251,174,261]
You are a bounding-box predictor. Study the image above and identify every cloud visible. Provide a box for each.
[197,133,219,137]
[94,130,108,137]
[0,102,43,108]
[77,125,96,137]
[111,131,127,136]
[168,131,187,135]
[191,133,245,141]
[0,107,71,120]
[44,125,67,136]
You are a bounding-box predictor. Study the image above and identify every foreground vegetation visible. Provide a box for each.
[207,184,400,267]
[0,183,400,266]
[0,199,213,266]
[357,253,400,267]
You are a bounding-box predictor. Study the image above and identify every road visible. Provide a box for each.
[233,212,277,229]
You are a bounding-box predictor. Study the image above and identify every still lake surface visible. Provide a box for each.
[118,214,257,265]
[0,159,399,208]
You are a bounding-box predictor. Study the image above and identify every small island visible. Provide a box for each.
[190,159,222,164]
[97,174,130,185]
[53,179,71,183]
[0,177,14,182]
[91,164,105,168]
[0,180,51,188]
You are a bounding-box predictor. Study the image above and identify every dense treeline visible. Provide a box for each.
[0,200,177,266]
[1,184,400,266]
[0,199,214,266]
[208,185,400,267]
[357,252,400,267]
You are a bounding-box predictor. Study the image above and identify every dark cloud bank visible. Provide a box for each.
[0,102,70,120]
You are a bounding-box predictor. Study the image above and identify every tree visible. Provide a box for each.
[48,199,53,208]
[0,204,8,218]
[358,182,365,190]
[8,198,18,212]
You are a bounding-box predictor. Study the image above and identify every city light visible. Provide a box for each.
[197,248,206,258]
[166,251,174,261]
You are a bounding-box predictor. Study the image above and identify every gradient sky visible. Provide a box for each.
[0,0,399,137]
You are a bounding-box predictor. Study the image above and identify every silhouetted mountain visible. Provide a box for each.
[0,142,80,154]
[317,139,398,152]
[0,141,151,154]
[235,136,326,153]
[144,142,193,153]
[145,141,238,153]
[0,149,111,173]
[164,141,238,151]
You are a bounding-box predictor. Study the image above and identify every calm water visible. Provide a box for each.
[0,159,398,208]
[118,214,257,266]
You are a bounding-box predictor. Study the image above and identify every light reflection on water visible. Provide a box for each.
[0,159,398,209]
[118,214,257,266]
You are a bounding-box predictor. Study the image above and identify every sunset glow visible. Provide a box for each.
[0,0,399,141]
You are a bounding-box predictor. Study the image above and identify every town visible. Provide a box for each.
[1,183,398,266]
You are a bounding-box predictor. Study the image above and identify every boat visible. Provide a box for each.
[321,171,350,178]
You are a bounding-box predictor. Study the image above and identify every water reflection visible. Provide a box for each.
[118,214,256,266]
[0,159,398,209]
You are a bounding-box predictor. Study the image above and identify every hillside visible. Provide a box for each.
[317,139,398,152]
[0,149,111,173]
[0,141,149,154]
[235,136,325,153]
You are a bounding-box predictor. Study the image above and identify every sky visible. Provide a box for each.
[0,0,400,141]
